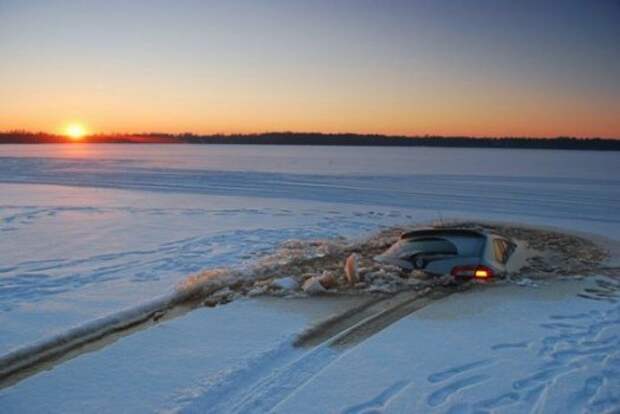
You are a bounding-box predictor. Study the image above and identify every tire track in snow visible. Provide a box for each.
[229,292,446,414]
[163,291,452,414]
[173,280,620,414]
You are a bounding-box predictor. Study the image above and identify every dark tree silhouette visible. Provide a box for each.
[1,131,619,150]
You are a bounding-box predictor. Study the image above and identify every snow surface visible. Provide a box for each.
[0,182,425,354]
[271,278,620,414]
[0,296,365,413]
[1,144,619,412]
[1,280,618,414]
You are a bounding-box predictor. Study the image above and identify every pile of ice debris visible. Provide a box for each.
[178,227,445,307]
[176,222,611,308]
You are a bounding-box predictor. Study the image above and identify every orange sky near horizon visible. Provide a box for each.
[4,79,619,138]
[1,1,619,138]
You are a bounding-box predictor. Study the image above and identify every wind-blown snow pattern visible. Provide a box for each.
[1,152,618,223]
[0,144,619,413]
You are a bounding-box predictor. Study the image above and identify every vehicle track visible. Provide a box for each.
[165,289,456,413]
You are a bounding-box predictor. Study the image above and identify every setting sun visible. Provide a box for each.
[65,123,87,140]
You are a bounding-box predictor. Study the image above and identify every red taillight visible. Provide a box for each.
[451,265,494,279]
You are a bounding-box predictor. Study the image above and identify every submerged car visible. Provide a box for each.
[374,228,516,279]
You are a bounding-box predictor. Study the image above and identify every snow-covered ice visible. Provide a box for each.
[0,296,366,413]
[2,279,618,414]
[271,277,620,414]
[1,144,619,412]
[0,182,424,354]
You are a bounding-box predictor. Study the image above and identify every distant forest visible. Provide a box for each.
[1,131,619,150]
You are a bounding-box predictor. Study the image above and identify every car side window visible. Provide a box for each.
[494,239,509,264]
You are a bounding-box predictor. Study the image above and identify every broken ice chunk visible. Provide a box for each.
[302,276,327,295]
[271,277,300,291]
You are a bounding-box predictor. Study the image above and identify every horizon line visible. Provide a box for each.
[1,130,619,141]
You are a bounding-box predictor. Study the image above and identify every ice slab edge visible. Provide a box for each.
[0,272,232,381]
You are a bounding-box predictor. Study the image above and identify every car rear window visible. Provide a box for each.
[440,235,485,257]
[381,237,458,258]
[401,232,485,256]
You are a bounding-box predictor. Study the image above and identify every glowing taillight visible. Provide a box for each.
[451,265,494,279]
[474,269,490,278]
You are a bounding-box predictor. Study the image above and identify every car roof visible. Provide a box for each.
[400,227,490,240]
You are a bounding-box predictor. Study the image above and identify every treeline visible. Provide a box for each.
[1,131,619,150]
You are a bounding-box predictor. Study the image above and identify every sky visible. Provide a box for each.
[1,0,619,137]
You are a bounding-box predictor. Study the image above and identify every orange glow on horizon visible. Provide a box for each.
[1,2,619,140]
[64,123,88,141]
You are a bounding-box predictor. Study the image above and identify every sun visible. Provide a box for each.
[65,123,87,140]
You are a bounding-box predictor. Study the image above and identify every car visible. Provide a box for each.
[374,228,516,279]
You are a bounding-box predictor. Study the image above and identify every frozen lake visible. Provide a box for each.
[1,144,618,352]
[1,144,619,413]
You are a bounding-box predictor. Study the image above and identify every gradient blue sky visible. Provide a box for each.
[1,0,619,137]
